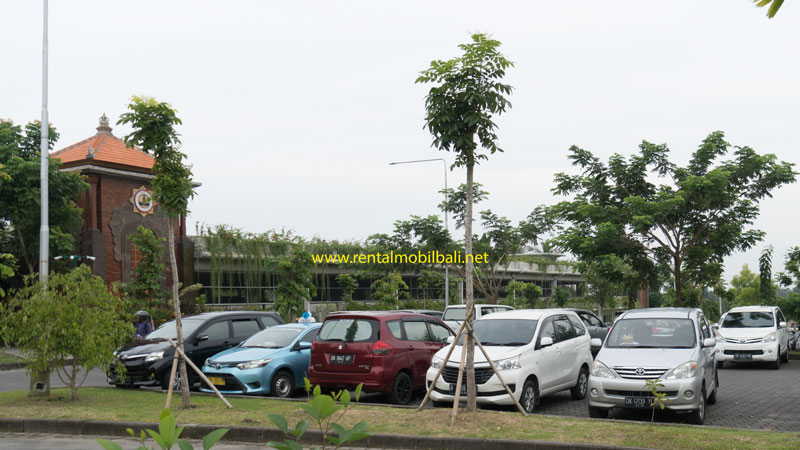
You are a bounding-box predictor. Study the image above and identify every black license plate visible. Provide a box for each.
[449,383,477,396]
[329,354,354,365]
[734,353,753,360]
[624,397,654,408]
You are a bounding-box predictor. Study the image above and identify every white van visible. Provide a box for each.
[715,305,790,369]
[441,304,514,331]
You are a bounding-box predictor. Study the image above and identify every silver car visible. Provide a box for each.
[586,308,719,425]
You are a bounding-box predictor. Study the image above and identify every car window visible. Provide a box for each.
[554,317,576,342]
[300,328,319,344]
[481,307,493,317]
[232,318,261,337]
[538,319,556,345]
[568,315,586,336]
[721,312,775,328]
[318,319,378,343]
[458,319,537,346]
[606,318,695,348]
[778,310,786,325]
[404,320,430,341]
[580,313,602,327]
[699,315,711,339]
[202,321,230,340]
[442,308,466,321]
[428,322,452,343]
[387,320,404,339]
[260,315,281,327]
[242,327,301,348]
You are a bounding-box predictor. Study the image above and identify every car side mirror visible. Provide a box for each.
[779,321,787,328]
[712,323,719,330]
[195,334,209,344]
[446,336,455,345]
[590,338,602,348]
[702,337,717,348]
[539,336,554,348]
[295,341,312,351]
[604,322,611,328]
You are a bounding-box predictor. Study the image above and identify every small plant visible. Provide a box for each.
[97,408,228,450]
[268,379,372,450]
[644,379,671,423]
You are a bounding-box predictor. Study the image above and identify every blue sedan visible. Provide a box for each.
[200,322,320,397]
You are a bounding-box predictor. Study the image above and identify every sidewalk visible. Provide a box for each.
[0,348,75,371]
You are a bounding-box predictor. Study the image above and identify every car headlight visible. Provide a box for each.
[144,351,165,363]
[494,355,521,371]
[431,356,444,369]
[236,358,272,370]
[763,332,776,342]
[590,360,618,379]
[664,361,698,380]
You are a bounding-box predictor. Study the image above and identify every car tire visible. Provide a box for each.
[716,361,724,369]
[115,384,138,389]
[271,370,295,398]
[772,351,780,370]
[161,371,177,391]
[388,372,413,405]
[687,386,706,425]
[707,372,718,405]
[521,379,537,414]
[432,401,449,408]
[780,346,790,363]
[588,406,609,419]
[570,367,589,400]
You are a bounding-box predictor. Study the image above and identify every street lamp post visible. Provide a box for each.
[389,158,450,307]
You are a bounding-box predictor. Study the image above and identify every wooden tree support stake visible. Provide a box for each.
[166,340,233,409]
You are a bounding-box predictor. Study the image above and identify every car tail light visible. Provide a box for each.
[311,341,316,353]
[372,340,393,355]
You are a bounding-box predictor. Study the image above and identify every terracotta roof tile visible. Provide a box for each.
[52,132,154,171]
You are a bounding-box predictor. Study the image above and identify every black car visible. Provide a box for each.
[561,308,610,356]
[108,311,283,389]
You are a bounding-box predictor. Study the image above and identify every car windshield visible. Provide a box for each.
[456,319,537,346]
[242,328,302,348]
[721,312,775,328]
[146,319,204,340]
[442,308,466,321]
[606,318,696,349]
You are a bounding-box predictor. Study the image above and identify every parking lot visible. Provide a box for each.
[535,359,800,432]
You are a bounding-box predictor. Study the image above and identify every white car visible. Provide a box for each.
[441,304,514,331]
[426,309,593,413]
[715,305,790,369]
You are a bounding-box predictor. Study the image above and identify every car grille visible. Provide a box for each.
[723,349,763,355]
[723,337,763,344]
[207,361,239,370]
[612,367,669,380]
[441,366,495,385]
[605,390,678,398]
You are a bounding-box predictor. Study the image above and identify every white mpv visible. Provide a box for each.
[426,309,593,413]
[715,305,790,369]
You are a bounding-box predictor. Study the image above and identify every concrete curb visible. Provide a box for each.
[0,358,76,371]
[0,417,650,450]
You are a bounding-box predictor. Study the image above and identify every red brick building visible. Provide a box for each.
[50,114,187,286]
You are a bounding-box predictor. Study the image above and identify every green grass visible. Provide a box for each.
[0,388,796,449]
[0,352,25,365]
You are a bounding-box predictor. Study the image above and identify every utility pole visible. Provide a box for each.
[39,0,49,285]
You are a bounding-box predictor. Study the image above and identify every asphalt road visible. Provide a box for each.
[0,368,108,392]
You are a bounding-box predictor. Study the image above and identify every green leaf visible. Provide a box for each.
[354,383,363,402]
[177,439,194,450]
[340,388,351,408]
[268,414,289,434]
[290,420,308,438]
[146,429,169,449]
[96,439,124,450]
[202,428,228,450]
[312,384,321,397]
[300,404,320,421]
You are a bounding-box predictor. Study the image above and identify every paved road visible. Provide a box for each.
[2,361,798,432]
[535,359,800,432]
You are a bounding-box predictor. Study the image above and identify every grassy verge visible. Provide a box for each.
[0,388,797,449]
[0,352,25,365]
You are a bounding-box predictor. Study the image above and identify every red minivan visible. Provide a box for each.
[308,311,454,404]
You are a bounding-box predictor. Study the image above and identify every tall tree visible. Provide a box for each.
[417,33,513,411]
[0,120,87,277]
[123,225,167,310]
[118,97,196,408]
[552,131,795,306]
[759,245,775,301]
[753,0,786,18]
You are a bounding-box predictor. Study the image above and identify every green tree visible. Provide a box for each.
[759,245,776,301]
[0,120,88,277]
[523,283,543,309]
[123,225,167,311]
[273,248,316,319]
[370,273,410,310]
[730,264,761,306]
[553,286,572,308]
[753,0,785,18]
[336,273,358,301]
[417,33,514,411]
[579,255,631,319]
[118,96,197,408]
[438,183,489,230]
[0,266,132,400]
[552,131,795,306]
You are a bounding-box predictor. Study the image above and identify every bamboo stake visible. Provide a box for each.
[450,333,469,425]
[167,340,233,409]
[164,354,179,409]
[417,304,474,410]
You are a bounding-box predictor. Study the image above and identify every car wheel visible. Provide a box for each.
[388,372,413,405]
[161,371,177,391]
[271,370,295,398]
[772,351,780,370]
[432,401,449,408]
[588,406,609,419]
[707,372,718,405]
[687,386,706,425]
[780,346,790,363]
[716,361,724,369]
[115,384,139,389]
[570,367,589,400]
[521,379,537,414]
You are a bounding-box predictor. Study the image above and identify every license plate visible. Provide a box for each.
[329,354,354,365]
[624,397,654,408]
[449,383,477,396]
[734,353,752,360]
[208,376,225,386]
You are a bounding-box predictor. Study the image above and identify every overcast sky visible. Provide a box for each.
[2,1,799,284]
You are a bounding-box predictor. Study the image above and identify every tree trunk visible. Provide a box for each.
[167,216,191,408]
[15,226,34,274]
[674,255,683,307]
[464,162,476,412]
